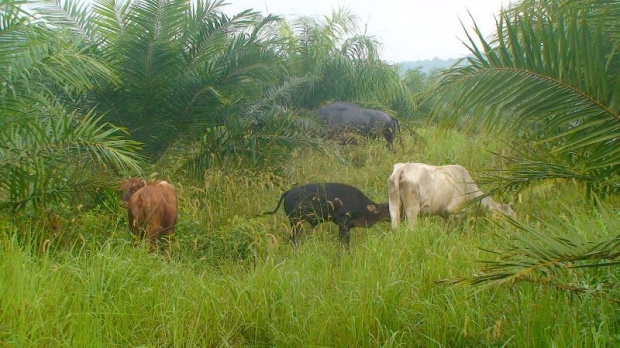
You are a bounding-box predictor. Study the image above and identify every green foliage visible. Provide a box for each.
[401,67,444,121]
[87,0,289,158]
[176,77,326,176]
[438,0,620,195]
[0,112,141,210]
[19,1,416,174]
[281,7,414,115]
[0,0,142,211]
[3,0,620,345]
[187,215,281,267]
[442,197,620,293]
[431,0,620,289]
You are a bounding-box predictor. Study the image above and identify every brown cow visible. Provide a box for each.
[120,178,178,250]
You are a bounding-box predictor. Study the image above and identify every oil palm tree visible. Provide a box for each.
[281,7,413,115]
[437,0,620,290]
[0,0,141,211]
[439,0,620,196]
[87,0,293,159]
[39,0,324,175]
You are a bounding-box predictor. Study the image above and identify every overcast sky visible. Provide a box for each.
[223,0,513,62]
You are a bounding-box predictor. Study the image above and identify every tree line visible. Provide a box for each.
[1,0,415,210]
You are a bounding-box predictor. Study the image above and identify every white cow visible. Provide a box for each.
[388,163,516,230]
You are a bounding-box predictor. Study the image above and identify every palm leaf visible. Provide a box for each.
[0,111,142,210]
[177,77,325,177]
[438,0,620,194]
[439,197,620,293]
[31,0,96,43]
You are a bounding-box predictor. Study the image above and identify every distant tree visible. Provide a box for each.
[398,57,459,75]
[402,68,428,91]
[280,7,413,115]
[399,68,429,119]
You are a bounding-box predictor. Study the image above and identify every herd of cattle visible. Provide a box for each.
[119,102,516,251]
[120,163,516,250]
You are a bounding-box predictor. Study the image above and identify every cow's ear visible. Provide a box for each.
[367,205,379,214]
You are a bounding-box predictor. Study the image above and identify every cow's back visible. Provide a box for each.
[435,165,484,203]
[400,163,447,215]
[129,181,178,239]
[282,183,368,217]
[395,163,470,216]
[361,109,394,128]
[281,183,328,219]
[283,183,387,229]
[317,102,370,130]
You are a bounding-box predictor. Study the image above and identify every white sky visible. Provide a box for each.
[224,0,514,62]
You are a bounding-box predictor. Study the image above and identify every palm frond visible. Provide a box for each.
[176,77,325,177]
[91,0,131,48]
[31,0,96,43]
[438,0,620,194]
[439,197,620,295]
[0,111,142,210]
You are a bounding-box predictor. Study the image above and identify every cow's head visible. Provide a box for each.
[119,178,147,207]
[365,202,391,224]
[500,202,516,219]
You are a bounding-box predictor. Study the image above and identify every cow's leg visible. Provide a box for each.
[146,227,160,253]
[404,202,421,228]
[400,184,421,228]
[447,212,466,230]
[336,220,352,249]
[383,127,395,151]
[445,200,466,229]
[145,217,164,253]
[388,173,402,230]
[128,211,138,236]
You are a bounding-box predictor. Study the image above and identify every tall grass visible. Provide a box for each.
[1,126,618,346]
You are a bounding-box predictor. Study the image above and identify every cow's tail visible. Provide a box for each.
[388,169,402,230]
[261,191,287,216]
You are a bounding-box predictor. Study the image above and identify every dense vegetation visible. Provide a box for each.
[1,0,619,346]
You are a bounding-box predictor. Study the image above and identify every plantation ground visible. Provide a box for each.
[1,127,619,346]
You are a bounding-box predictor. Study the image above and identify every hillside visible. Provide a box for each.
[397,57,461,74]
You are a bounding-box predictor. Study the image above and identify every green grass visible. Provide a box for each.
[1,126,618,346]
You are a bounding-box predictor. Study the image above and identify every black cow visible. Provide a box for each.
[263,183,390,248]
[317,102,400,150]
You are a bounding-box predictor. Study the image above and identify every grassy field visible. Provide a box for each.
[1,127,618,347]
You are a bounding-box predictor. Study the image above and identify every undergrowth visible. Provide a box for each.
[1,126,618,346]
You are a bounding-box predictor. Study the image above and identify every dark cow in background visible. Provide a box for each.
[263,183,390,248]
[120,178,178,250]
[317,102,400,150]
